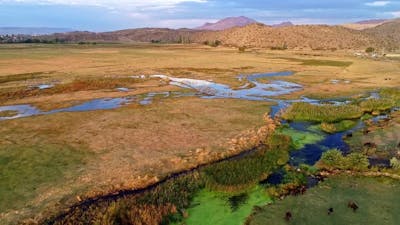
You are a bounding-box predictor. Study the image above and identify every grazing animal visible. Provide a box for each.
[285,211,292,221]
[348,201,359,212]
[328,207,334,215]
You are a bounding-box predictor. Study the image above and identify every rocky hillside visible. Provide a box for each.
[195,16,257,31]
[34,21,399,51]
[193,23,377,50]
[41,28,198,43]
[363,19,400,51]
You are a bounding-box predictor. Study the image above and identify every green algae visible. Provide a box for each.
[279,127,324,150]
[180,186,271,225]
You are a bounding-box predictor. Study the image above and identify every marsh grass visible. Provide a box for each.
[320,120,357,133]
[0,77,141,102]
[203,134,291,192]
[49,173,203,225]
[380,88,400,106]
[359,98,394,113]
[0,72,50,84]
[0,110,19,117]
[246,175,400,225]
[282,102,363,123]
[0,144,88,212]
[281,58,353,67]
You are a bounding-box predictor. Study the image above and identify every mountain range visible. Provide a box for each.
[0,27,73,35]
[7,16,400,51]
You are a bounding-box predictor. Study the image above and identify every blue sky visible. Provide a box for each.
[0,0,399,31]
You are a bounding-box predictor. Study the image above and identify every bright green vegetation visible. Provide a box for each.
[181,186,271,225]
[282,102,363,123]
[320,120,357,133]
[202,134,290,192]
[0,144,88,212]
[246,175,400,225]
[359,98,394,113]
[278,127,324,149]
[315,149,369,171]
[0,110,19,117]
[380,88,400,106]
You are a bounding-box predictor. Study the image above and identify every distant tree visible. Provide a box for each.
[238,46,246,53]
[365,47,375,53]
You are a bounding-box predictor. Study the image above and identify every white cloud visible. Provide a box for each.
[365,1,391,7]
[390,11,400,17]
[0,0,207,10]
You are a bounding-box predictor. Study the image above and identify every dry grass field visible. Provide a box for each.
[0,43,399,224]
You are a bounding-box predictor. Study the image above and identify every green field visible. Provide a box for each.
[246,175,400,225]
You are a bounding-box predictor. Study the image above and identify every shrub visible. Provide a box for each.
[365,47,375,53]
[317,149,345,170]
[238,46,246,52]
[390,157,400,170]
[345,153,369,171]
[316,149,369,171]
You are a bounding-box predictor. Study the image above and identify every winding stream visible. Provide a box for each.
[1,71,391,225]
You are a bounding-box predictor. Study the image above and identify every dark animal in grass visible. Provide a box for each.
[328,207,334,215]
[285,211,292,221]
[348,201,359,212]
[285,212,293,221]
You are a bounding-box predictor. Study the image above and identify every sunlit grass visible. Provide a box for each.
[282,102,363,123]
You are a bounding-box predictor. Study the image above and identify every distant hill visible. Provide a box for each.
[0,27,73,35]
[341,19,390,30]
[272,22,294,27]
[193,23,377,50]
[195,16,258,30]
[14,19,400,51]
[363,19,400,51]
[41,28,199,43]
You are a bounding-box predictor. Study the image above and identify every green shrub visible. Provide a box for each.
[390,157,400,170]
[316,149,369,171]
[345,153,369,171]
[365,47,375,53]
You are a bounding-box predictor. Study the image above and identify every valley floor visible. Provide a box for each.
[0,43,399,224]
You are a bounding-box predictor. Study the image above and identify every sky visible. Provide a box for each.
[0,0,399,31]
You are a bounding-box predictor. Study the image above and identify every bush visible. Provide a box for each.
[390,157,400,170]
[345,153,369,171]
[316,149,369,171]
[238,46,246,52]
[365,47,375,53]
